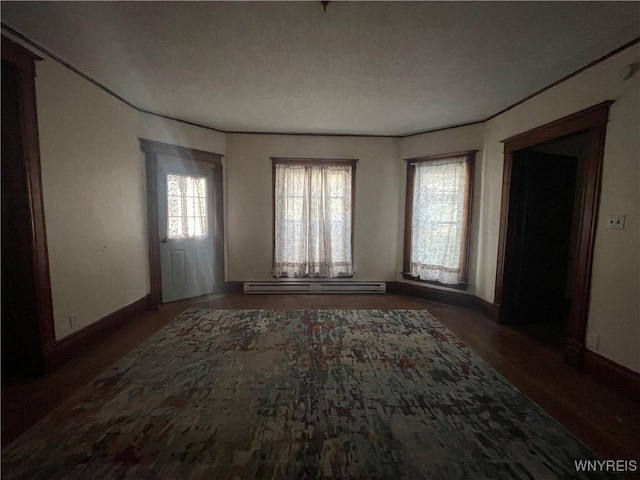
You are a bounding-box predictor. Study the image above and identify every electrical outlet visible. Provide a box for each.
[587,334,599,351]
[69,313,78,328]
[606,215,625,230]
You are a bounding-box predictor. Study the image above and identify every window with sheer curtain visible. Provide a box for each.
[403,151,475,286]
[273,158,355,278]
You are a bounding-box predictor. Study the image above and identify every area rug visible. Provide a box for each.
[2,309,614,479]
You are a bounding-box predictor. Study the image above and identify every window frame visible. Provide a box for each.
[402,150,476,289]
[271,157,357,279]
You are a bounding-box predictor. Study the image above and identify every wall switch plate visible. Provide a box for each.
[587,334,599,351]
[606,215,625,230]
[69,313,78,328]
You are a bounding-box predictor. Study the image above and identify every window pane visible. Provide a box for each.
[166,174,208,239]
[410,157,468,284]
[273,163,353,278]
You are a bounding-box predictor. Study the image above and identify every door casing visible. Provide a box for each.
[495,101,612,368]
[140,139,224,309]
[1,36,56,375]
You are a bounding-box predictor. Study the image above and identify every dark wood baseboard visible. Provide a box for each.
[223,281,244,294]
[43,295,149,371]
[387,281,477,310]
[387,281,501,320]
[582,350,640,401]
[473,296,500,322]
[563,337,584,368]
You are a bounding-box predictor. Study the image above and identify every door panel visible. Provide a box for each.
[157,155,216,303]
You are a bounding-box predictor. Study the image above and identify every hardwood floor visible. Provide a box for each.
[3,294,639,471]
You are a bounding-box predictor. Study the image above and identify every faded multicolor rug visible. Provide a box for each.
[3,310,613,479]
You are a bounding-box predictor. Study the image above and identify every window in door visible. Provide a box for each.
[166,174,209,240]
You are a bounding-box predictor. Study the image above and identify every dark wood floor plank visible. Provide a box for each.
[3,294,639,469]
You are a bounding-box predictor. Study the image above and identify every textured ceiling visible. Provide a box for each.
[2,1,639,135]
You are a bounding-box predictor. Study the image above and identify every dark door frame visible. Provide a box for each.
[1,35,56,373]
[139,139,224,309]
[494,101,612,368]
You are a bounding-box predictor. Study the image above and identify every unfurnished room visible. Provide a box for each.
[1,1,639,478]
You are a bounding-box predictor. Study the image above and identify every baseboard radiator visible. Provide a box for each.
[243,281,386,294]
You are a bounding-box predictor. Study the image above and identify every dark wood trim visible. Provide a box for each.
[402,163,415,274]
[228,131,397,138]
[402,151,475,285]
[387,281,477,310]
[500,102,613,150]
[473,296,500,322]
[140,138,223,165]
[563,338,584,369]
[270,157,358,167]
[2,23,637,139]
[0,33,41,71]
[582,350,640,401]
[388,281,501,321]
[137,109,227,134]
[405,149,479,163]
[402,120,485,138]
[2,35,56,373]
[1,23,138,110]
[144,152,162,310]
[140,140,225,306]
[400,273,468,290]
[223,281,244,294]
[42,295,149,371]
[486,37,640,122]
[1,23,227,135]
[495,102,612,369]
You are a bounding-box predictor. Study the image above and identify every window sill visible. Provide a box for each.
[272,275,355,280]
[400,272,468,291]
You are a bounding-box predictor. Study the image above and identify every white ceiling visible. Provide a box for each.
[2,1,639,136]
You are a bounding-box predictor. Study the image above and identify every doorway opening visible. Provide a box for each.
[501,132,588,352]
[1,37,56,377]
[495,101,611,367]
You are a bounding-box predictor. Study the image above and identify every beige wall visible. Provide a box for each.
[36,57,149,339]
[138,113,226,154]
[398,124,486,294]
[28,34,640,372]
[225,134,401,281]
[478,45,640,371]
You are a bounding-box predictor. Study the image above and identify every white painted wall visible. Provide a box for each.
[36,57,149,339]
[138,113,226,154]
[29,35,640,373]
[477,45,640,371]
[398,124,486,294]
[225,134,401,281]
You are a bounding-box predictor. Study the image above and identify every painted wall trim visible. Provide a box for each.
[1,22,637,139]
[42,295,149,371]
[582,350,640,401]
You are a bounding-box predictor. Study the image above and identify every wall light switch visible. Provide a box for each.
[606,215,625,230]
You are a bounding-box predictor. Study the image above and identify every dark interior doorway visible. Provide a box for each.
[501,132,588,351]
[1,36,56,377]
[2,60,43,376]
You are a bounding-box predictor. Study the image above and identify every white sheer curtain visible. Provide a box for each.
[410,157,467,284]
[167,174,208,239]
[273,164,353,278]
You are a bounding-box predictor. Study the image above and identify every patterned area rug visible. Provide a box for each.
[3,309,614,479]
